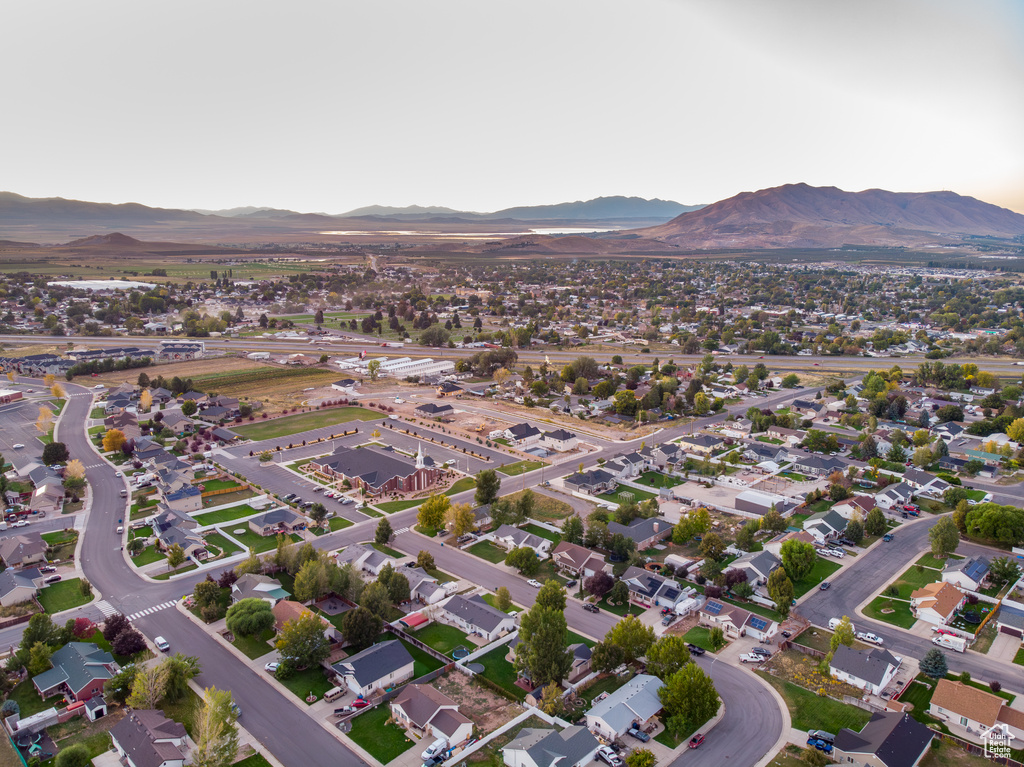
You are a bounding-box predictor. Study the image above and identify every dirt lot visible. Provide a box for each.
[763,650,864,699]
[89,355,260,385]
[433,672,521,735]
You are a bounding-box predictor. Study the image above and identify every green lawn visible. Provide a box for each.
[347,704,416,763]
[231,628,275,660]
[37,578,92,613]
[964,489,988,502]
[413,623,469,656]
[1014,647,1024,667]
[599,595,643,617]
[130,544,167,567]
[312,517,354,534]
[203,532,242,556]
[374,633,445,678]
[221,529,301,554]
[791,557,843,598]
[915,553,963,569]
[374,498,422,513]
[597,485,659,504]
[757,436,784,445]
[632,471,681,489]
[131,525,154,538]
[7,680,67,719]
[232,407,382,441]
[521,523,561,544]
[446,477,477,496]
[199,479,242,492]
[278,665,334,704]
[41,530,78,546]
[233,753,274,767]
[682,626,721,652]
[468,540,507,563]
[756,671,872,733]
[579,674,630,704]
[89,407,105,419]
[885,566,941,600]
[482,593,520,613]
[497,460,546,477]
[805,500,835,513]
[863,596,917,629]
[153,563,199,580]
[192,503,264,525]
[477,644,526,700]
[781,471,810,482]
[371,542,404,558]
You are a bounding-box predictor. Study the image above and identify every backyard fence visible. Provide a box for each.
[932,731,1024,766]
[198,484,248,499]
[387,623,453,665]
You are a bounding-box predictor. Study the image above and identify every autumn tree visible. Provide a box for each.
[127,662,170,710]
[166,543,186,571]
[139,389,153,412]
[417,494,450,531]
[102,428,127,453]
[192,687,239,767]
[36,405,54,435]
[445,502,476,537]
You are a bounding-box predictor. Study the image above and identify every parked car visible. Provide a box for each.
[739,653,765,663]
[583,603,600,613]
[596,746,624,767]
[39,566,56,573]
[12,444,24,450]
[527,579,542,588]
[883,533,894,542]
[750,647,771,657]
[687,643,706,656]
[819,581,831,591]
[565,580,577,589]
[627,727,651,743]
[808,730,835,745]
[350,699,369,709]
[264,662,280,673]
[689,734,705,749]
[780,631,792,638]
[12,520,28,528]
[661,615,675,626]
[807,738,833,754]
[154,636,170,652]
[44,574,62,584]
[857,632,884,646]
[835,537,854,546]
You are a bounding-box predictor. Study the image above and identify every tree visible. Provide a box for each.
[608,580,630,606]
[625,749,657,767]
[104,664,140,704]
[294,558,330,603]
[919,648,949,679]
[496,586,513,611]
[416,550,435,571]
[604,614,656,664]
[275,612,330,669]
[964,503,1024,545]
[63,458,86,484]
[166,543,186,571]
[505,547,540,576]
[561,515,584,544]
[41,442,69,464]
[767,568,794,617]
[801,746,831,767]
[112,628,147,656]
[944,486,969,507]
[491,498,526,528]
[359,580,392,619]
[54,745,91,767]
[1008,418,1024,444]
[586,572,614,599]
[590,641,626,673]
[366,359,382,381]
[780,539,817,582]
[515,604,571,686]
[989,556,1021,587]
[139,389,153,413]
[929,516,960,558]
[127,662,170,709]
[536,580,567,612]
[225,598,274,637]
[698,532,725,562]
[707,626,726,651]
[645,635,691,680]
[388,572,410,604]
[375,517,393,545]
[846,518,864,545]
[102,613,131,642]
[192,687,239,767]
[474,469,501,506]
[735,521,758,552]
[28,642,53,676]
[342,607,382,653]
[659,663,720,737]
[781,373,800,388]
[309,502,328,529]
[163,654,201,702]
[830,616,855,651]
[181,399,198,417]
[445,502,476,537]
[864,507,887,537]
[761,507,787,535]
[193,580,220,612]
[36,405,54,435]
[417,494,450,531]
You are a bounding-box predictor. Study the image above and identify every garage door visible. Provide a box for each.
[999,625,1022,638]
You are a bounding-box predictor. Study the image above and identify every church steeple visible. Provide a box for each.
[415,442,425,469]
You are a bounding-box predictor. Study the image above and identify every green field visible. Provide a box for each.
[232,407,382,441]
[884,565,941,600]
[597,486,658,504]
[203,532,242,556]
[477,644,526,700]
[756,671,872,733]
[468,540,507,563]
[681,626,720,652]
[497,460,546,477]
[446,476,477,496]
[632,471,681,489]
[347,704,416,763]
[278,666,334,705]
[192,503,264,525]
[374,498,422,513]
[130,544,167,567]
[791,557,843,598]
[413,623,469,656]
[221,528,302,553]
[231,628,276,660]
[37,578,92,613]
[863,596,917,628]
[521,523,561,544]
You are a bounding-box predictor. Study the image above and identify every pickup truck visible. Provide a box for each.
[739,653,766,663]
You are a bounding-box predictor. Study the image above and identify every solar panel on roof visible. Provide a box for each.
[704,601,723,615]
[748,616,769,631]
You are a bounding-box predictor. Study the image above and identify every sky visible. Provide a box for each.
[3,0,1023,213]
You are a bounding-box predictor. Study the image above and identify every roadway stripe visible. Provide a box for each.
[393,527,410,535]
[126,600,177,622]
[95,600,118,618]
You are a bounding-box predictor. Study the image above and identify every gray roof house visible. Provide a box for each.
[247,508,306,536]
[942,556,991,592]
[833,711,933,767]
[492,524,551,556]
[501,726,600,767]
[620,566,686,608]
[606,518,671,549]
[728,550,781,586]
[562,469,617,495]
[586,674,665,740]
[802,509,848,543]
[334,543,397,576]
[0,568,41,607]
[333,640,415,697]
[441,594,515,641]
[401,565,447,605]
[829,645,902,697]
[231,574,289,605]
[33,642,118,702]
[110,709,188,767]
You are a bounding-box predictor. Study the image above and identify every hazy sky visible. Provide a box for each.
[4,0,1023,213]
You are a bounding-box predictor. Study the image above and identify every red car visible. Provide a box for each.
[351,699,369,709]
[689,734,705,749]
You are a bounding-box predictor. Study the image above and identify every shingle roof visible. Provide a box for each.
[33,642,116,695]
[315,445,428,491]
[931,679,1003,727]
[910,582,963,619]
[110,711,186,767]
[334,640,414,688]
[505,726,599,767]
[587,674,664,733]
[830,645,900,686]
[944,556,989,584]
[834,711,933,767]
[392,683,457,729]
[443,594,511,633]
[607,517,667,544]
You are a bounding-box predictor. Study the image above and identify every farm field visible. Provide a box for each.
[232,407,383,440]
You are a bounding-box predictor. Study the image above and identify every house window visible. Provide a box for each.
[960,716,968,726]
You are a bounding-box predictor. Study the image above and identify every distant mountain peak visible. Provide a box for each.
[65,232,143,247]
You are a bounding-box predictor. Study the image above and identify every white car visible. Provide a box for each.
[12,520,29,528]
[739,653,766,663]
[12,444,24,450]
[527,579,542,588]
[857,632,883,646]
[596,746,624,767]
[264,661,280,673]
[389,414,400,420]
[114,471,122,477]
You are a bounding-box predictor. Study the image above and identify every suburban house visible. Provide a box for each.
[333,640,415,697]
[31,484,64,514]
[156,526,209,562]
[415,402,455,419]
[733,489,797,517]
[902,468,950,498]
[0,569,42,607]
[791,454,846,477]
[831,495,877,520]
[33,642,119,702]
[248,508,307,536]
[650,443,684,470]
[603,452,649,480]
[606,518,670,549]
[503,423,542,447]
[435,381,462,397]
[0,533,48,569]
[390,684,474,746]
[551,542,611,579]
[833,711,934,767]
[491,524,551,556]
[763,530,817,558]
[802,509,848,544]
[441,594,515,642]
[876,482,915,510]
[829,645,902,696]
[767,425,805,445]
[335,543,398,576]
[586,674,664,740]
[742,444,789,464]
[619,566,686,609]
[720,419,753,439]
[678,434,723,456]
[698,599,777,641]
[159,412,195,435]
[540,429,578,452]
[566,643,593,683]
[501,726,599,767]
[909,582,965,625]
[271,601,339,643]
[231,574,289,605]
[996,605,1024,640]
[401,565,448,605]
[727,550,781,587]
[562,469,617,496]
[929,679,1024,740]
[309,444,441,496]
[110,709,189,767]
[941,556,990,592]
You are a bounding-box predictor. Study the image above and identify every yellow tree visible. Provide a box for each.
[43,374,55,387]
[6,371,14,382]
[51,383,66,399]
[493,367,512,388]
[445,502,476,537]
[370,429,381,440]
[36,406,54,435]
[102,428,127,453]
[64,459,86,482]
[139,389,153,413]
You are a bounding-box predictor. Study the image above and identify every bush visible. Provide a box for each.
[112,628,146,656]
[991,681,1002,693]
[101,613,130,641]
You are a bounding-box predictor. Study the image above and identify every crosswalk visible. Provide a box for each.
[95,600,118,618]
[127,601,177,622]
[393,526,410,535]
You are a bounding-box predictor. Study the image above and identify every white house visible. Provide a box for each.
[441,594,515,642]
[540,429,578,452]
[941,557,991,593]
[829,645,902,696]
[909,582,965,626]
[333,640,415,697]
[504,423,542,447]
[391,684,474,746]
[875,482,914,510]
[586,674,665,740]
[491,524,551,556]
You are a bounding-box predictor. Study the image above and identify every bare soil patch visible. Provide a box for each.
[433,672,521,734]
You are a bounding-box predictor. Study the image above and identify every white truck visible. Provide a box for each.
[932,634,967,653]
[828,618,854,632]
